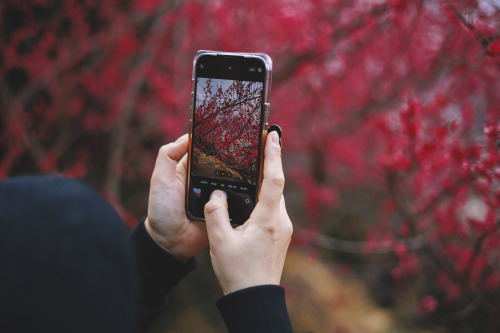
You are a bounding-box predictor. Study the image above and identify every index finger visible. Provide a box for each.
[256,131,284,210]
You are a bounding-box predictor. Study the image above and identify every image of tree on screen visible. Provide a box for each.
[192,78,263,185]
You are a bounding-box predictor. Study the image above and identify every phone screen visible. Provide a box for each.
[187,54,270,225]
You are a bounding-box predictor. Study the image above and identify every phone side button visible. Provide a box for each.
[264,103,270,124]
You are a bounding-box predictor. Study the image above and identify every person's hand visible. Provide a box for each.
[145,134,208,262]
[204,131,293,295]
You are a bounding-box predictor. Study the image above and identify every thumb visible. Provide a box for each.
[151,134,188,184]
[204,190,233,242]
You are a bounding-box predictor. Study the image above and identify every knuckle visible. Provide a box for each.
[204,200,221,215]
[159,144,171,156]
[265,225,277,235]
[263,215,293,239]
[284,221,293,237]
[270,175,285,188]
[269,143,282,157]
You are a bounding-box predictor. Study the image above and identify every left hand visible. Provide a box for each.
[145,134,208,262]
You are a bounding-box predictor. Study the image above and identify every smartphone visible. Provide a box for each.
[185,50,272,225]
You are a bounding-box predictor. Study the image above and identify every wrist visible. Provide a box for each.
[145,217,190,263]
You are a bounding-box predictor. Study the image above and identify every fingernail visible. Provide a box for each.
[211,190,227,200]
[270,131,280,146]
[175,134,186,143]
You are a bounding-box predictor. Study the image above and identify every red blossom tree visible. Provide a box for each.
[1,0,499,331]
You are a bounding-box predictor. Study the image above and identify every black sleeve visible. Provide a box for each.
[217,285,293,333]
[129,218,196,331]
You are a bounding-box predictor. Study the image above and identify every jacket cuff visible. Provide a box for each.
[129,218,196,307]
[217,285,293,333]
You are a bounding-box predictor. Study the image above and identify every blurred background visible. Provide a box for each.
[1,0,499,332]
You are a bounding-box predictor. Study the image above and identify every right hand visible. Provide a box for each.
[204,131,293,295]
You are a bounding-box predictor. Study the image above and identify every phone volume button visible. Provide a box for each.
[264,103,270,124]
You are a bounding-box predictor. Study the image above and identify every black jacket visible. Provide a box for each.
[0,175,292,332]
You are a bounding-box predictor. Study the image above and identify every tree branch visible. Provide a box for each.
[448,3,500,68]
[104,0,182,201]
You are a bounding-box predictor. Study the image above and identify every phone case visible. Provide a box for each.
[186,50,273,223]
